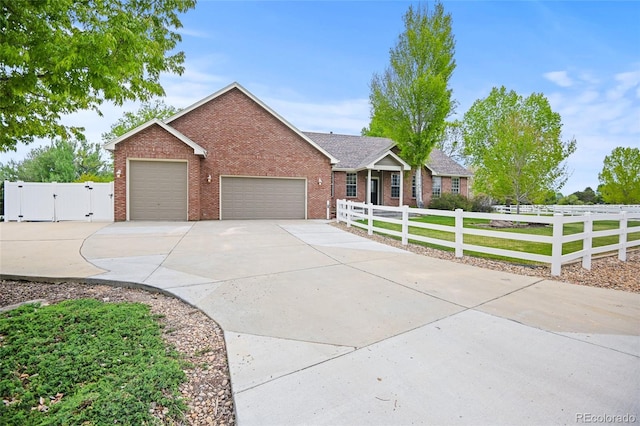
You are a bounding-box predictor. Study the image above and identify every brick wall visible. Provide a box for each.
[168,88,332,219]
[112,125,201,221]
[381,171,403,207]
[401,167,434,207]
[461,177,469,197]
[332,168,471,209]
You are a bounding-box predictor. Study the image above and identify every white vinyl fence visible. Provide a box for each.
[336,200,640,276]
[3,181,114,222]
[493,204,640,215]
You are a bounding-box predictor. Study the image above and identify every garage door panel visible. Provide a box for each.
[130,161,188,220]
[221,177,305,220]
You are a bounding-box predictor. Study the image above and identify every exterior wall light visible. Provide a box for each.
[318,178,323,186]
[207,174,212,183]
[116,169,122,178]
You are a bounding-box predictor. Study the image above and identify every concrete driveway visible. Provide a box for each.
[1,220,639,425]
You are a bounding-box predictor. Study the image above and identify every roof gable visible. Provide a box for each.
[305,132,407,170]
[367,151,411,171]
[165,82,338,164]
[103,119,207,157]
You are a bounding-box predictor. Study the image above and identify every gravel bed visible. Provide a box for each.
[333,222,640,293]
[0,281,235,426]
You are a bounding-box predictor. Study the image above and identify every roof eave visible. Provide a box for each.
[426,165,473,177]
[103,118,207,158]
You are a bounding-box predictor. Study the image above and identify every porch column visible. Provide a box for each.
[398,167,403,206]
[366,169,372,204]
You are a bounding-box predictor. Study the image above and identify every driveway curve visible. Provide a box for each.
[1,220,638,425]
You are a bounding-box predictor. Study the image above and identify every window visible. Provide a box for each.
[346,172,357,197]
[411,174,416,198]
[432,176,441,198]
[391,173,400,198]
[451,177,460,194]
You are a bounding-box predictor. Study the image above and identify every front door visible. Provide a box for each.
[371,178,380,205]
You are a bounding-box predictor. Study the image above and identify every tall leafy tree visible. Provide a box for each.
[367,2,456,207]
[598,147,640,204]
[0,0,195,152]
[0,139,111,183]
[101,100,180,143]
[463,87,576,213]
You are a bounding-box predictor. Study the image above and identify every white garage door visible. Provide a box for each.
[129,161,188,220]
[220,177,306,219]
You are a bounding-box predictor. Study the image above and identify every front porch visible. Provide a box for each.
[340,150,411,207]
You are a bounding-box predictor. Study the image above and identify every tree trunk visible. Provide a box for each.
[416,166,424,208]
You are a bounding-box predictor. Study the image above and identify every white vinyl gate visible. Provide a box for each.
[3,181,114,222]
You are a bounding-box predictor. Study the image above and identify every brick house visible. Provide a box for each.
[305,132,472,209]
[105,82,471,221]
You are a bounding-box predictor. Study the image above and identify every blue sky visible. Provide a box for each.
[3,0,639,195]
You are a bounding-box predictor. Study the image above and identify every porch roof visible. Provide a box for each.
[304,132,408,171]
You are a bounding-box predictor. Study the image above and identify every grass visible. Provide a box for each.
[364,215,640,264]
[0,299,187,425]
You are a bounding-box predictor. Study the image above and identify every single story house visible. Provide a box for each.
[105,82,472,221]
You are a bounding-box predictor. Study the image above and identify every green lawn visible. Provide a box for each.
[364,215,640,264]
[0,299,187,425]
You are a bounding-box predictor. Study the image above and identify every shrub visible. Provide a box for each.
[470,194,494,212]
[428,193,472,211]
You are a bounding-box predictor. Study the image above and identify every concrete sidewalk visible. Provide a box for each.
[1,220,639,425]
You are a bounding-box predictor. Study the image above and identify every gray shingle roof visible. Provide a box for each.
[304,131,472,176]
[427,149,473,177]
[304,132,395,170]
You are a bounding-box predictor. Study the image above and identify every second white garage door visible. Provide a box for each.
[220,177,306,219]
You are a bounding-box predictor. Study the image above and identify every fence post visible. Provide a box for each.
[581,212,592,270]
[455,208,463,258]
[619,211,628,261]
[336,200,341,223]
[346,200,352,228]
[402,205,409,245]
[326,200,330,221]
[551,213,563,276]
[52,181,58,222]
[367,203,373,235]
[17,181,24,222]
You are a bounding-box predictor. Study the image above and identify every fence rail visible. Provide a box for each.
[492,204,640,215]
[3,181,114,222]
[336,200,639,276]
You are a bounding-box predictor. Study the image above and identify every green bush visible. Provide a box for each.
[428,193,472,211]
[470,194,494,212]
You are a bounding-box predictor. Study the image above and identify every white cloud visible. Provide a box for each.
[544,71,573,87]
[544,66,640,194]
[177,27,211,39]
[606,69,640,100]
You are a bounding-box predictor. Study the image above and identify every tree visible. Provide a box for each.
[598,147,640,204]
[0,0,196,152]
[437,120,467,165]
[101,100,180,143]
[0,139,110,183]
[366,2,456,207]
[463,87,576,213]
